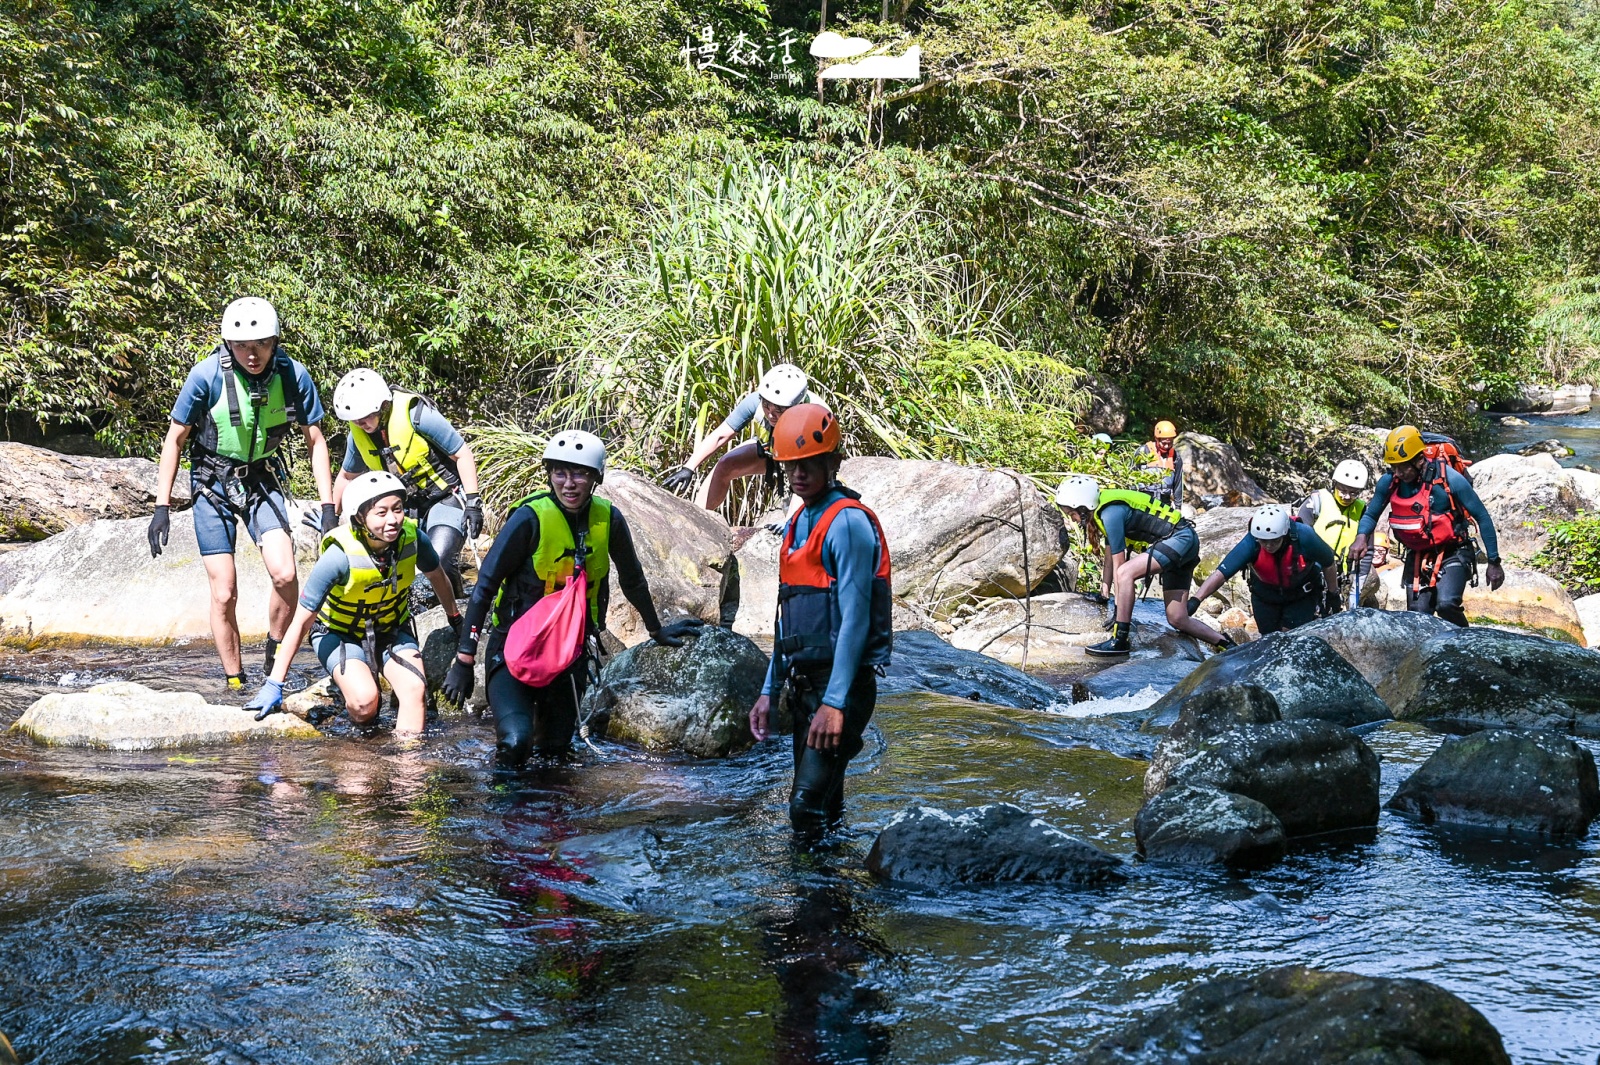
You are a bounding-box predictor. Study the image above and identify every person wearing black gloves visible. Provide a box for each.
[147,297,334,691]
[445,430,703,765]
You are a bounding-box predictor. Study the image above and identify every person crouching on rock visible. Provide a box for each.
[1188,504,1335,634]
[244,471,461,733]
[442,430,703,766]
[1054,476,1230,658]
[748,404,893,842]
[1348,426,1503,626]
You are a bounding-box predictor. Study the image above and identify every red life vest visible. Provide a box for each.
[1388,460,1469,551]
[1250,525,1314,592]
[777,494,893,668]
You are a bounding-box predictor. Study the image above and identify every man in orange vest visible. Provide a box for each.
[1137,420,1183,504]
[748,404,893,842]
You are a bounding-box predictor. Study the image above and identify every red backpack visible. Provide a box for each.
[1421,432,1472,483]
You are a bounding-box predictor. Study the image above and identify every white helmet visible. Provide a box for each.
[1250,503,1293,541]
[543,430,606,479]
[1332,459,1369,492]
[343,471,408,524]
[1054,475,1101,511]
[220,297,279,342]
[333,368,392,421]
[758,364,809,408]
[1092,433,1114,447]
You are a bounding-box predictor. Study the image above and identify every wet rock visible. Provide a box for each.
[1077,964,1510,1065]
[12,682,320,749]
[947,593,1200,668]
[1144,683,1282,797]
[1174,433,1269,508]
[838,457,1063,613]
[1371,563,1585,644]
[1488,381,1592,416]
[1142,629,1390,732]
[1079,657,1202,701]
[1135,784,1286,865]
[1294,608,1456,687]
[866,803,1123,886]
[1081,373,1129,436]
[1387,730,1600,840]
[1378,628,1600,735]
[415,605,485,714]
[582,624,770,757]
[0,442,193,542]
[880,629,1068,712]
[1151,719,1381,836]
[1515,437,1574,457]
[1193,506,1257,576]
[1499,415,1531,426]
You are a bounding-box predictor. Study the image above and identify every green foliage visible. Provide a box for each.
[1531,512,1600,595]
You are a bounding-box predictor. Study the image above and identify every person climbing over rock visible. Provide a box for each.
[243,471,461,734]
[748,403,892,843]
[1054,475,1229,658]
[1189,503,1335,634]
[443,430,703,766]
[330,368,483,598]
[660,364,811,513]
[1297,459,1376,614]
[147,297,334,691]
[1349,425,1504,626]
[1136,420,1183,505]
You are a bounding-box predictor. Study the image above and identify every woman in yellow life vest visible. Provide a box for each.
[660,364,810,515]
[331,369,483,598]
[443,431,704,766]
[1296,459,1377,614]
[244,472,463,734]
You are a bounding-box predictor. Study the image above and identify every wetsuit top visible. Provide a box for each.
[340,403,463,473]
[171,350,324,459]
[1358,467,1499,558]
[762,487,883,706]
[723,391,778,446]
[1215,521,1335,581]
[1137,442,1184,501]
[298,530,442,612]
[1098,501,1170,557]
[457,499,660,655]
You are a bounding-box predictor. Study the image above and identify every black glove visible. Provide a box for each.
[763,521,787,536]
[1186,596,1201,617]
[652,617,706,647]
[147,505,170,558]
[446,613,463,638]
[662,466,696,493]
[462,492,484,539]
[302,502,339,535]
[442,659,475,705]
[1323,588,1342,616]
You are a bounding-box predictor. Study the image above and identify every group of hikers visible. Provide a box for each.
[144,297,1505,839]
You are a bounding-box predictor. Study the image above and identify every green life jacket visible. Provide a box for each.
[317,520,419,638]
[1094,489,1184,551]
[1311,488,1365,560]
[493,492,613,627]
[348,390,460,497]
[193,346,304,465]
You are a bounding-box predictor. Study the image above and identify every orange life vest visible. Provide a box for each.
[1249,523,1319,595]
[777,493,893,669]
[1388,461,1471,552]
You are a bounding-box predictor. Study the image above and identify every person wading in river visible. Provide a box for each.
[330,368,484,598]
[1297,459,1378,614]
[1188,503,1335,634]
[748,404,893,842]
[442,430,703,766]
[1054,475,1230,658]
[1349,425,1504,626]
[147,297,335,690]
[243,471,461,733]
[660,364,811,515]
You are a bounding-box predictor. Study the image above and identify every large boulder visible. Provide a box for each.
[1077,965,1510,1065]
[0,511,280,647]
[1080,373,1129,436]
[1150,719,1381,836]
[1142,629,1391,732]
[1193,507,1256,575]
[1293,608,1456,687]
[1175,433,1269,508]
[12,682,320,748]
[414,605,485,714]
[1575,592,1600,649]
[1134,784,1286,866]
[947,593,1200,668]
[865,804,1123,886]
[1378,627,1600,734]
[837,457,1063,614]
[1466,452,1583,562]
[1372,562,1585,644]
[1144,682,1283,797]
[1488,381,1592,415]
[880,630,1068,711]
[1387,730,1600,840]
[0,442,192,541]
[597,471,733,645]
[582,625,770,757]
[1242,424,1388,506]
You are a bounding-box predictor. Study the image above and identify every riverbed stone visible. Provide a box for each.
[1371,563,1587,645]
[0,442,193,541]
[1465,452,1583,562]
[1575,592,1600,649]
[1175,433,1269,508]
[414,605,485,714]
[1387,730,1600,840]
[1377,627,1600,735]
[582,624,770,757]
[1144,683,1282,798]
[1077,965,1511,1065]
[1134,784,1287,865]
[880,629,1069,711]
[1489,381,1592,415]
[1294,608,1456,687]
[947,593,1199,667]
[12,682,320,749]
[1079,657,1202,701]
[866,803,1123,886]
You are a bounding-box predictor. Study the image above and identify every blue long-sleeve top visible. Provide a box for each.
[1358,467,1499,558]
[1215,521,1335,580]
[762,488,882,706]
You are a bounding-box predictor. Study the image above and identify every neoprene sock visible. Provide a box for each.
[263,636,282,676]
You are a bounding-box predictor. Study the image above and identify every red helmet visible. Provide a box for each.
[772,403,840,461]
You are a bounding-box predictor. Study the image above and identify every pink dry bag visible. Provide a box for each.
[503,566,589,688]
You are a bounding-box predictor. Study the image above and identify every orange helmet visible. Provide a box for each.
[1154,420,1178,440]
[772,403,840,461]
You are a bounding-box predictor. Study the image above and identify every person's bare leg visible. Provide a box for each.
[258,529,299,641]
[699,442,768,510]
[202,553,243,675]
[332,658,382,725]
[383,648,428,735]
[1111,552,1155,624]
[1165,588,1225,645]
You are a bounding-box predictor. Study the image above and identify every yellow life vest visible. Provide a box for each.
[1094,489,1184,551]
[1312,488,1365,560]
[317,520,419,638]
[493,492,613,626]
[349,391,457,495]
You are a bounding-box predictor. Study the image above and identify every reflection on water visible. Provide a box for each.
[1,646,1598,1064]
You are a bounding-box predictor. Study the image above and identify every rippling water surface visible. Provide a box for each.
[2,645,1598,1064]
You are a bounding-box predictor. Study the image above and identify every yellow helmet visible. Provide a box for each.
[1154,420,1178,440]
[1383,425,1425,465]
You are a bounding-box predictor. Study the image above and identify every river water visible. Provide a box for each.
[2,644,1598,1064]
[1486,409,1600,467]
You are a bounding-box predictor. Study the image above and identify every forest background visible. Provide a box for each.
[7,0,1600,514]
